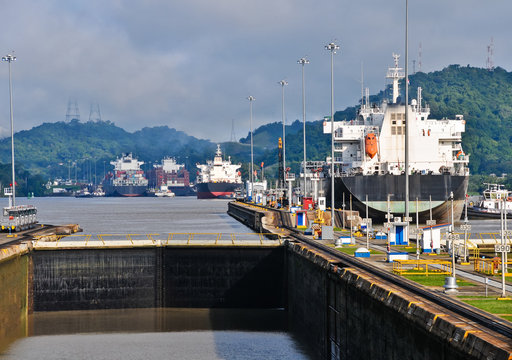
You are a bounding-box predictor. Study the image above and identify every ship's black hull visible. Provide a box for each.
[169,186,195,196]
[103,184,147,197]
[325,174,469,223]
[196,182,240,199]
[466,206,511,220]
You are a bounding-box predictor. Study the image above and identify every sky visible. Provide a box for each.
[0,0,510,142]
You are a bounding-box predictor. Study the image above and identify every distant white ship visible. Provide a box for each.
[196,145,242,199]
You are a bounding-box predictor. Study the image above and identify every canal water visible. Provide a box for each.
[0,197,313,360]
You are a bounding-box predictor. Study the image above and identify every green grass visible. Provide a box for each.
[403,274,476,287]
[457,296,512,321]
[391,245,422,254]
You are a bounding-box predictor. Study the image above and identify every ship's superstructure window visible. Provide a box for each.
[390,113,405,136]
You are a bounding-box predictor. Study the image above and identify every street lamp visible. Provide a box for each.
[2,53,16,206]
[325,42,339,228]
[278,80,288,191]
[247,96,255,199]
[297,57,309,199]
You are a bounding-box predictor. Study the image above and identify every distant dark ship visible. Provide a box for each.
[323,54,469,223]
[103,153,148,197]
[196,145,242,199]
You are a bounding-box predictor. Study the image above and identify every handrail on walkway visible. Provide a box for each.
[392,259,452,276]
[474,257,512,277]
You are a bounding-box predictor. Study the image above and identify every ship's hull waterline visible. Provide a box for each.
[103,184,148,197]
[324,173,469,223]
[196,182,240,199]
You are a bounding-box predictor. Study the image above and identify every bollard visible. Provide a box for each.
[443,276,458,294]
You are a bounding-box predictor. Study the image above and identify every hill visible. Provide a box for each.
[0,119,215,181]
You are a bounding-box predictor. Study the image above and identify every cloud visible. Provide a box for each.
[0,0,510,142]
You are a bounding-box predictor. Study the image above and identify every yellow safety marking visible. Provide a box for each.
[370,283,374,288]
[433,314,447,322]
[463,330,481,340]
[387,291,394,297]
[408,301,420,308]
[497,297,512,301]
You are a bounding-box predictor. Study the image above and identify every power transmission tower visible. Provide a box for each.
[418,42,422,72]
[486,37,495,71]
[89,103,102,122]
[66,99,80,122]
[230,119,237,142]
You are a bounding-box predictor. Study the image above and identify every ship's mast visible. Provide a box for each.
[386,54,404,104]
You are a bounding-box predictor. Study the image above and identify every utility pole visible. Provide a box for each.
[2,53,17,206]
[298,57,309,200]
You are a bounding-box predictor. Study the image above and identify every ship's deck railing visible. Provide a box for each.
[32,232,284,248]
[392,259,453,276]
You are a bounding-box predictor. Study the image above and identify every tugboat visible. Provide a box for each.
[196,145,242,199]
[103,153,148,197]
[154,185,175,197]
[466,183,512,219]
[323,54,469,222]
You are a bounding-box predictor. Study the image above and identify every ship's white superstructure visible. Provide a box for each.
[162,158,184,173]
[110,153,148,187]
[197,145,242,184]
[323,54,469,177]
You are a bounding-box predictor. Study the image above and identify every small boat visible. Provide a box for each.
[92,187,106,197]
[75,189,93,198]
[466,183,512,219]
[154,185,175,198]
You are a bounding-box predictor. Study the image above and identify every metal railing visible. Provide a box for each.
[392,259,453,276]
[473,257,512,277]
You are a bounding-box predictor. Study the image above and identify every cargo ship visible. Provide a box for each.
[147,157,193,196]
[196,145,242,199]
[322,54,469,222]
[103,153,148,197]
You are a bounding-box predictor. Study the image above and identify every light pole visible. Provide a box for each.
[2,53,16,206]
[404,0,410,223]
[325,42,339,228]
[297,57,309,200]
[247,96,255,198]
[278,80,288,191]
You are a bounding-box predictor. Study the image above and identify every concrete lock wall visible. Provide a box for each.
[31,247,285,311]
[286,242,509,360]
[0,254,30,353]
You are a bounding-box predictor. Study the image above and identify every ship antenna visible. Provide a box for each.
[360,61,364,109]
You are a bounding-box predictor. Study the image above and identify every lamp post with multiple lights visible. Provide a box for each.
[297,57,309,199]
[247,96,255,198]
[278,80,288,191]
[2,53,17,207]
[325,42,339,227]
